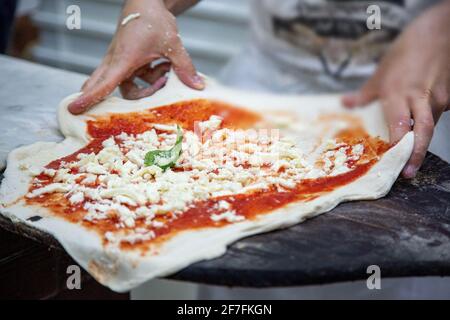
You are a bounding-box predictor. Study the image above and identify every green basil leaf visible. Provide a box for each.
[144,125,183,170]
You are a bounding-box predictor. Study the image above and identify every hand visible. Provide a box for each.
[68,0,204,115]
[342,2,450,178]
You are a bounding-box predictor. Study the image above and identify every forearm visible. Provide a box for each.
[163,0,200,15]
[402,0,450,53]
[122,0,200,18]
[417,0,450,29]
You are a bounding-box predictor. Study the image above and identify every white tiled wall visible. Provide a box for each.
[30,0,251,76]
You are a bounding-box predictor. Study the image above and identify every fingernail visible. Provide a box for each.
[403,165,417,179]
[192,74,205,90]
[342,92,358,107]
[68,99,85,115]
[390,128,408,146]
[68,105,81,115]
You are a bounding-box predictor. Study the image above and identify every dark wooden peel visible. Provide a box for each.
[1,153,449,288]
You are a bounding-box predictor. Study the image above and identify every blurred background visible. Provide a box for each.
[8,0,250,77]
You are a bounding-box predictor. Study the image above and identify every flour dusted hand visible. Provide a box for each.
[343,1,450,178]
[68,0,204,115]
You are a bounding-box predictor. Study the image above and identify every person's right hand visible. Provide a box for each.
[68,0,204,114]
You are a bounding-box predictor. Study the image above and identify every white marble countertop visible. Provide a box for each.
[0,55,87,170]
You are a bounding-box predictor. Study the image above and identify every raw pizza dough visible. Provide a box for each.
[0,71,414,292]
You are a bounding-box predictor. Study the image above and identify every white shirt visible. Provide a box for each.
[249,0,441,78]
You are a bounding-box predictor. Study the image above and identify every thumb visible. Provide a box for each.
[342,75,379,108]
[168,42,204,90]
[68,65,131,114]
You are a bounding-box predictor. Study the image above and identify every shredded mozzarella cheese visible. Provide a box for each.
[26,116,365,241]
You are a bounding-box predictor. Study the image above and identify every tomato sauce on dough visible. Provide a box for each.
[26,99,390,252]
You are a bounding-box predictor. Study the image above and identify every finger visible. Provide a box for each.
[119,77,137,99]
[82,64,108,92]
[342,74,379,108]
[120,75,168,100]
[68,64,133,114]
[168,42,204,90]
[402,97,434,178]
[136,62,171,84]
[382,95,412,145]
[429,84,450,118]
[81,54,112,92]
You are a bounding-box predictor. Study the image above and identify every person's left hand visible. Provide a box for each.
[342,2,450,178]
